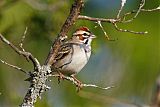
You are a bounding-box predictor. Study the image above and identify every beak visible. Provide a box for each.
[90,34,96,39]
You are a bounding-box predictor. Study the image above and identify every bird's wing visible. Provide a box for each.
[55,43,73,61]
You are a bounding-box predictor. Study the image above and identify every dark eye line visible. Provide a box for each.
[76,34,89,41]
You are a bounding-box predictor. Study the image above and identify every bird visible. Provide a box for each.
[51,27,96,90]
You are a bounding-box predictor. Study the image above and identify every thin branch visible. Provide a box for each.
[19,27,28,52]
[78,0,159,36]
[0,33,39,70]
[141,6,160,12]
[117,0,127,18]
[112,22,148,34]
[122,0,145,23]
[122,5,160,21]
[0,59,28,74]
[52,75,114,91]
[78,15,118,23]
[96,21,110,40]
[78,5,159,23]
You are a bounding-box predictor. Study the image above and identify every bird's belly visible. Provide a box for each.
[62,47,91,75]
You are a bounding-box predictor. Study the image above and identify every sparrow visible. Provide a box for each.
[50,27,96,90]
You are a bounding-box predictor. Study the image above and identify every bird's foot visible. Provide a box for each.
[71,75,83,92]
[57,72,65,84]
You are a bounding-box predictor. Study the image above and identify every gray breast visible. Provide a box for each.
[59,44,91,76]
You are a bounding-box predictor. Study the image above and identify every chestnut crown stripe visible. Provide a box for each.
[76,27,90,32]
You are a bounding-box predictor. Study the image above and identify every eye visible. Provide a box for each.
[83,33,88,36]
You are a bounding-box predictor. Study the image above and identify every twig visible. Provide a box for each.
[112,22,148,34]
[122,0,145,23]
[0,33,39,70]
[52,75,114,91]
[78,5,160,23]
[141,6,160,12]
[122,5,160,21]
[19,27,28,52]
[78,15,118,23]
[96,21,111,40]
[0,59,28,74]
[117,0,127,18]
[77,0,159,36]
[82,84,114,90]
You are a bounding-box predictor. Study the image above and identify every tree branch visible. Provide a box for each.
[45,0,84,65]
[0,34,39,70]
[122,0,145,23]
[19,27,28,52]
[96,21,111,40]
[112,22,148,34]
[21,0,84,106]
[117,0,127,19]
[122,4,160,23]
[20,65,51,107]
[0,58,28,74]
[52,74,114,92]
[0,33,42,106]
[77,0,159,37]
[78,15,118,23]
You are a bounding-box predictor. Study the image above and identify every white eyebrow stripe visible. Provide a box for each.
[73,31,90,36]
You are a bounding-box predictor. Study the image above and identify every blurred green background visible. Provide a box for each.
[0,0,159,107]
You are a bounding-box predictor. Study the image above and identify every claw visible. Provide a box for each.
[57,71,65,84]
[76,83,83,92]
[71,75,83,92]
